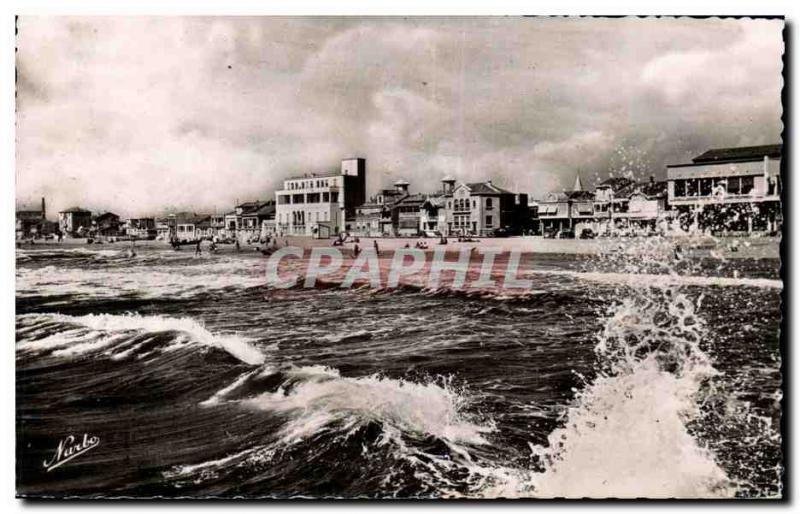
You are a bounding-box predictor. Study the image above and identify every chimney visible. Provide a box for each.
[41,197,46,220]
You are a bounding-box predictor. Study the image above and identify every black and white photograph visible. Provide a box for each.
[13,13,786,501]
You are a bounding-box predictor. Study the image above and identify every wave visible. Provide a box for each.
[16,258,267,303]
[16,247,129,262]
[170,283,769,498]
[16,312,265,365]
[527,269,783,290]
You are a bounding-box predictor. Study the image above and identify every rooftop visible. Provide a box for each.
[285,171,340,181]
[463,182,513,195]
[59,206,91,214]
[691,144,782,164]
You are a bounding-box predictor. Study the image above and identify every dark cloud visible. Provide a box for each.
[16,16,783,216]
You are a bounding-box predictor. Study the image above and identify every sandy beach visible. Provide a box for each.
[21,234,781,261]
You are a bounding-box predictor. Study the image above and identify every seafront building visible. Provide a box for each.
[354,180,414,237]
[447,181,529,236]
[222,200,276,242]
[16,197,56,239]
[355,176,530,237]
[124,217,156,239]
[353,184,407,236]
[274,158,366,237]
[419,177,456,235]
[536,175,597,235]
[58,207,93,237]
[537,173,672,236]
[666,144,782,233]
[95,212,121,236]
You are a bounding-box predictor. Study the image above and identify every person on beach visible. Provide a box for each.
[373,240,379,255]
[195,239,202,256]
[235,239,240,252]
[353,244,361,258]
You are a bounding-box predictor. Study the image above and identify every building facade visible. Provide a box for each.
[58,207,93,237]
[666,144,782,233]
[126,218,157,240]
[275,158,366,237]
[446,181,527,236]
[95,212,121,236]
[538,174,671,236]
[354,184,406,237]
[419,178,456,235]
[16,197,53,239]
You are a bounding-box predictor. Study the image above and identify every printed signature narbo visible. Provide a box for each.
[43,433,100,472]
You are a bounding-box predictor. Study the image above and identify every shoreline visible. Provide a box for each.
[17,234,782,260]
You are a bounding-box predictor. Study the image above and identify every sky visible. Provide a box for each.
[16,16,784,217]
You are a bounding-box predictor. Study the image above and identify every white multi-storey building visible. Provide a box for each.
[275,158,366,237]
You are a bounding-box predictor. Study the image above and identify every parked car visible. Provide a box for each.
[557,229,575,239]
[492,227,511,238]
[543,228,559,239]
[580,228,596,239]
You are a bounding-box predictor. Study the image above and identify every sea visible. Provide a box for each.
[15,238,783,499]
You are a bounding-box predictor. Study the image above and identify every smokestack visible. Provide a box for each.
[41,197,46,220]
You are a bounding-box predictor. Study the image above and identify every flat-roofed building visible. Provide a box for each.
[275,158,366,237]
[667,144,782,233]
[58,207,92,237]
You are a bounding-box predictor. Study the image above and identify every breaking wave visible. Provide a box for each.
[16,312,265,365]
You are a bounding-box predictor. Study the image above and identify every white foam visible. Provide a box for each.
[241,366,491,446]
[16,312,265,365]
[16,257,266,301]
[527,269,782,290]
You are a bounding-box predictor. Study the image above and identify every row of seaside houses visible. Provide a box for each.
[15,143,783,241]
[537,144,783,236]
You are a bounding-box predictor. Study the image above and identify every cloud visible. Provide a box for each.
[16,17,784,215]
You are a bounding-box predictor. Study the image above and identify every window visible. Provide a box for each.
[485,215,493,227]
[675,179,686,197]
[323,192,330,202]
[293,194,305,204]
[486,198,493,209]
[331,192,339,202]
[740,176,754,195]
[699,178,713,197]
[686,179,698,197]
[727,177,740,195]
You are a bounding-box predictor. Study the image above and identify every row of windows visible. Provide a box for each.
[449,198,493,211]
[454,215,492,226]
[286,179,332,190]
[673,176,754,198]
[278,192,339,205]
[453,215,471,227]
[277,211,331,224]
